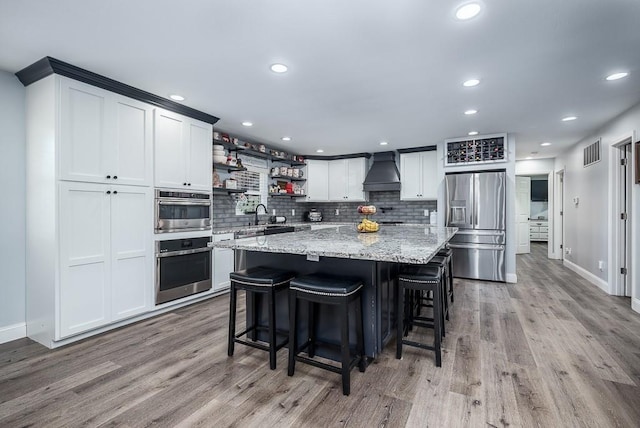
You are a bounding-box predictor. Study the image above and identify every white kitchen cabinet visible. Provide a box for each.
[529,220,548,242]
[58,182,152,338]
[213,233,235,292]
[59,78,153,186]
[328,158,367,202]
[400,150,438,200]
[303,159,329,201]
[154,109,213,191]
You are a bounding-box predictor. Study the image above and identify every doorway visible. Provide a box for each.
[556,170,564,261]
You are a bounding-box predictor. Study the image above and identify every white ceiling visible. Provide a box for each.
[1,0,639,159]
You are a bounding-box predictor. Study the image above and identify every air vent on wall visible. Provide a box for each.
[583,139,601,167]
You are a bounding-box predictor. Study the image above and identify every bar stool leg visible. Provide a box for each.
[287,289,297,377]
[434,283,442,367]
[308,301,316,358]
[396,283,404,359]
[228,283,237,357]
[250,292,258,342]
[268,288,277,370]
[449,257,454,303]
[355,296,366,372]
[340,299,351,396]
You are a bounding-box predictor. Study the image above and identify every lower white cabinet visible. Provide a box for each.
[213,233,235,291]
[529,221,549,242]
[58,182,152,338]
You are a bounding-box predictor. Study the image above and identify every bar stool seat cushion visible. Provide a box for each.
[230,267,295,287]
[399,265,441,283]
[438,248,453,257]
[291,274,362,296]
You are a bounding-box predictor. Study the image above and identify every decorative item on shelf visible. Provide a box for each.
[236,158,243,169]
[225,178,237,189]
[213,172,222,188]
[280,166,288,176]
[259,144,266,153]
[213,144,226,164]
[221,133,230,143]
[292,168,299,178]
[356,205,379,233]
[285,182,294,194]
[213,131,220,140]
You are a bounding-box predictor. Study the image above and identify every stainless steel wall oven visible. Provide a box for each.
[155,237,212,304]
[155,190,211,233]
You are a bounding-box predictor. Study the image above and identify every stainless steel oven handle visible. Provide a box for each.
[157,199,211,206]
[448,243,505,251]
[156,247,213,258]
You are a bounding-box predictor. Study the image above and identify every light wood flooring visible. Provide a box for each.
[2,243,640,427]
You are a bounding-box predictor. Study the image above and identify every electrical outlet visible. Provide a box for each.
[424,209,429,217]
[291,209,295,216]
[335,209,340,215]
[272,209,276,215]
[565,247,572,255]
[598,260,605,271]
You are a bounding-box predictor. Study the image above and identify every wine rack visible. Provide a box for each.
[445,136,506,166]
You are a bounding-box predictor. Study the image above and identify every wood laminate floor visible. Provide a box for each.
[2,243,640,427]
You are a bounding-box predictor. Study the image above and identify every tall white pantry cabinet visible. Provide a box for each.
[25,75,160,347]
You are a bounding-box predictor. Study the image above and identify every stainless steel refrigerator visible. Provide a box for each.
[445,170,506,282]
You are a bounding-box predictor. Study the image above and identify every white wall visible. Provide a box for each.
[515,158,555,175]
[555,101,640,310]
[0,71,26,343]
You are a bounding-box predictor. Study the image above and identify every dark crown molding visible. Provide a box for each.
[396,145,437,154]
[15,57,219,125]
[304,152,372,160]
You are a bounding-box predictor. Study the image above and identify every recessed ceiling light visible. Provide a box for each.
[281,136,292,141]
[464,109,478,115]
[316,149,324,153]
[606,72,629,81]
[463,79,480,87]
[241,121,253,127]
[562,116,577,122]
[270,63,288,73]
[169,94,185,101]
[525,156,533,160]
[456,3,482,20]
[541,142,552,146]
[468,131,479,136]
[380,141,388,146]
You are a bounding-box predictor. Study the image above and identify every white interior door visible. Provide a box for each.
[516,176,531,254]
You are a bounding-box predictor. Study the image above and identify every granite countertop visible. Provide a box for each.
[212,224,458,264]
[212,221,347,235]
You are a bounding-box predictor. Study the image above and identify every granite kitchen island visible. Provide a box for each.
[214,224,458,358]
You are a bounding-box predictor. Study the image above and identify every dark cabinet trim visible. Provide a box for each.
[396,145,437,154]
[305,153,372,160]
[15,57,219,125]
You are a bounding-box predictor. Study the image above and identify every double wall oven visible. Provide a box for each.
[154,190,213,305]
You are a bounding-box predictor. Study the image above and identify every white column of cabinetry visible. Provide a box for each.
[26,75,155,347]
[400,151,438,200]
[154,109,212,191]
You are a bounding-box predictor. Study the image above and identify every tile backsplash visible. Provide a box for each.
[213,191,437,230]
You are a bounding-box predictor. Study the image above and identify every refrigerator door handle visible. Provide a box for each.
[473,173,478,228]
[454,230,505,236]
[449,243,505,251]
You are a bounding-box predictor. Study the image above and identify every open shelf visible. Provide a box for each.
[213,162,246,172]
[270,175,306,182]
[268,193,306,198]
[214,139,306,165]
[213,187,247,195]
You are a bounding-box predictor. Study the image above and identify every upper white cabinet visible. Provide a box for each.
[58,182,152,338]
[328,158,367,202]
[59,78,153,186]
[304,159,329,201]
[154,109,213,191]
[400,150,438,200]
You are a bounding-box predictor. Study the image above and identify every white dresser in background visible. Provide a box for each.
[529,220,549,242]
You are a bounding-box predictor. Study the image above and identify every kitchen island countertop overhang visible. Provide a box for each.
[212,224,459,264]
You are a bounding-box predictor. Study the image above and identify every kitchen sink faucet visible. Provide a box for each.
[254,203,267,225]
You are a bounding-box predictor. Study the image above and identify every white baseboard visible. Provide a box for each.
[632,298,640,314]
[563,259,610,293]
[0,322,26,344]
[506,273,518,283]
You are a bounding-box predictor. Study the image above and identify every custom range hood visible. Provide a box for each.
[363,151,401,192]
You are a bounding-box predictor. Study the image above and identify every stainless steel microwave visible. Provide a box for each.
[155,190,212,233]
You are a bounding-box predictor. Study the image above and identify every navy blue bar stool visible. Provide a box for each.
[397,264,442,367]
[287,273,366,396]
[438,247,454,304]
[228,266,295,370]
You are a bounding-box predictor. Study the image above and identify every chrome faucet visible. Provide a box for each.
[254,203,267,225]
